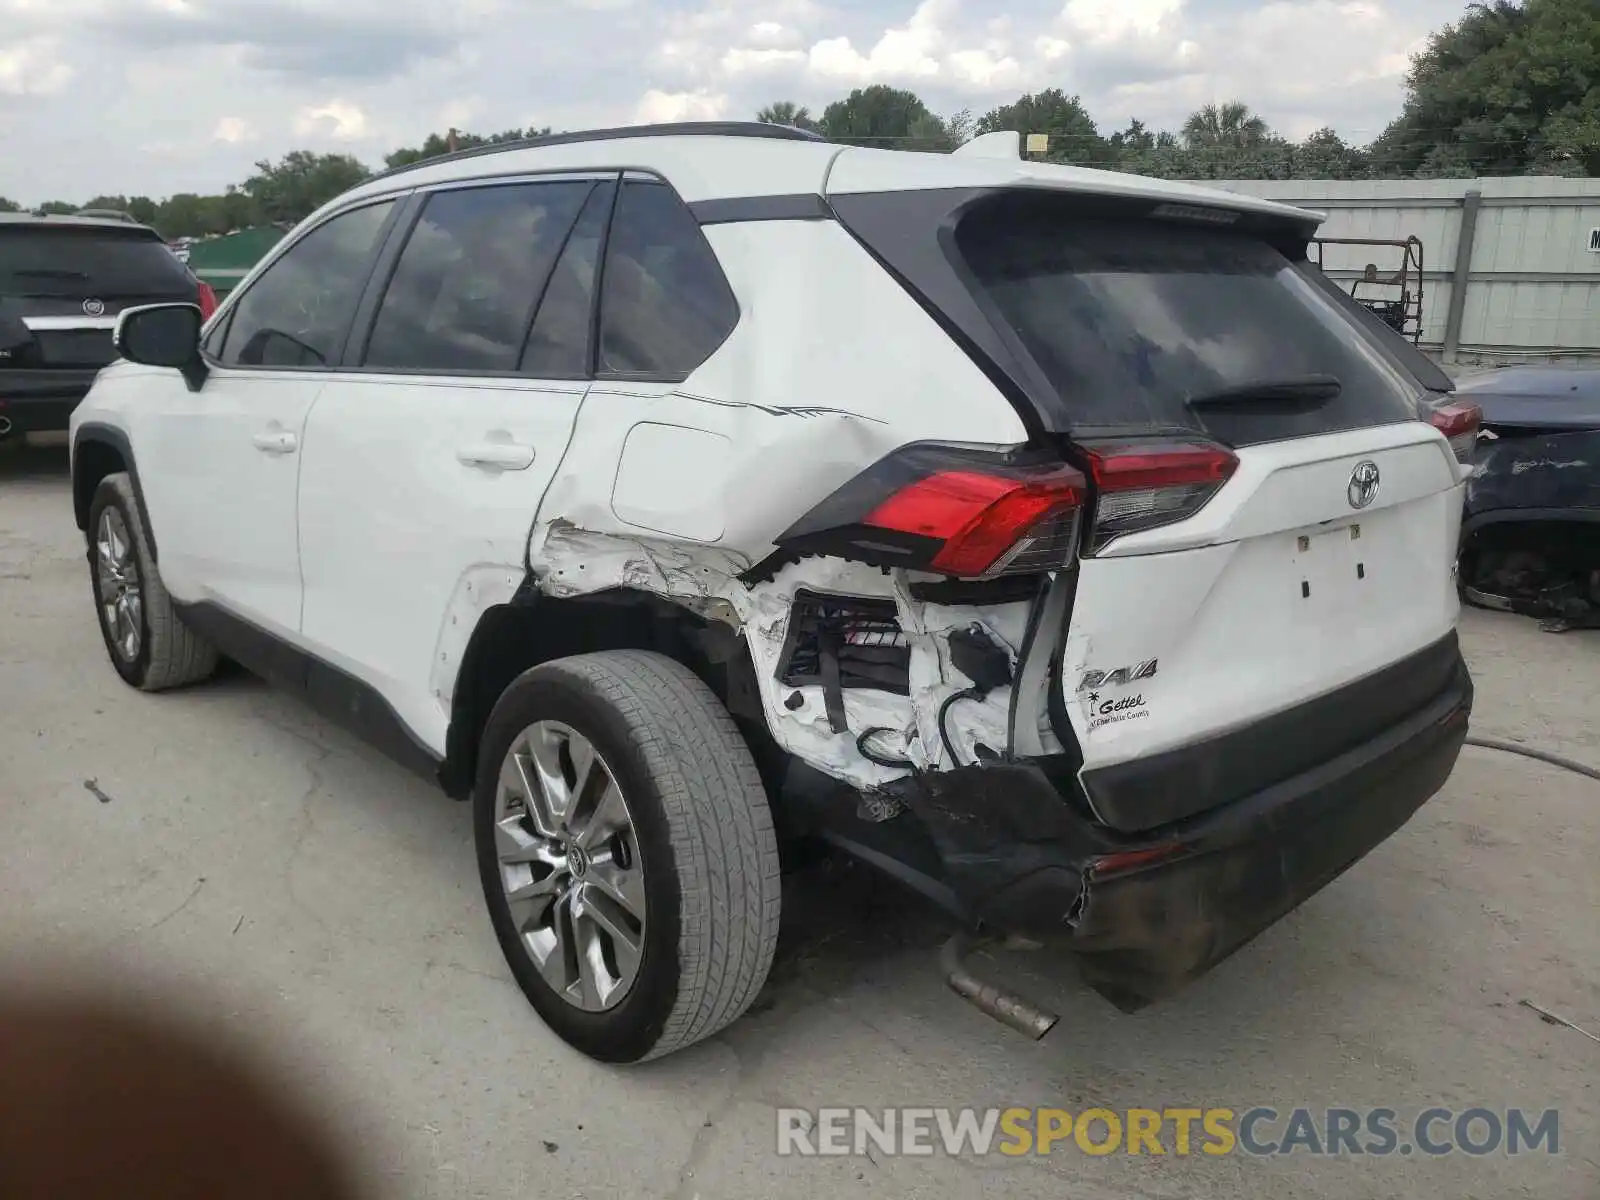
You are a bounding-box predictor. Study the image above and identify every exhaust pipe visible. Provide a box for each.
[939,931,1059,1040]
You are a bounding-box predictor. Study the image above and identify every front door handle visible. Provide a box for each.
[457,442,536,471]
[251,429,297,455]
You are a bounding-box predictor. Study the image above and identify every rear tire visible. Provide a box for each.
[87,473,218,691]
[474,650,782,1063]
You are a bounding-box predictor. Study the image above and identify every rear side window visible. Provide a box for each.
[0,227,195,299]
[219,200,394,369]
[597,180,738,379]
[363,181,593,373]
[521,180,615,378]
[956,205,1424,444]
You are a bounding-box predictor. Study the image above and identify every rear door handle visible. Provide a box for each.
[457,442,536,471]
[251,430,297,455]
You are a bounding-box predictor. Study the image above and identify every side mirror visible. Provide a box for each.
[114,303,208,392]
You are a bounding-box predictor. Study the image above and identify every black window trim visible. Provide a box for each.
[338,170,622,382]
[200,193,409,376]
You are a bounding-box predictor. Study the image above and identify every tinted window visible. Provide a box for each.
[598,181,738,378]
[956,204,1424,444]
[521,181,614,378]
[219,201,394,369]
[0,226,195,299]
[363,182,592,373]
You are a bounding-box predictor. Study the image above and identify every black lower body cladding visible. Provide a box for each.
[854,632,1473,1010]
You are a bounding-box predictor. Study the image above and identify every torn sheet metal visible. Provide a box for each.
[527,520,1038,790]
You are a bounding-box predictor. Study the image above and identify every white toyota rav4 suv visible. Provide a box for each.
[70,122,1479,1063]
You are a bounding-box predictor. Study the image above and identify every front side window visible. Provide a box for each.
[597,180,738,379]
[218,200,395,369]
[362,181,593,373]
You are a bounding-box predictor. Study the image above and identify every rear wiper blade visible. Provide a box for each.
[11,268,92,280]
[1186,374,1342,408]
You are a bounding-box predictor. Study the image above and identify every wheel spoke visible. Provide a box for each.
[527,904,579,998]
[494,815,550,865]
[574,886,641,1006]
[525,727,573,825]
[499,749,558,837]
[585,851,646,922]
[570,774,625,850]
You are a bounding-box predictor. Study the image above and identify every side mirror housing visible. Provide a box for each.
[113,303,208,392]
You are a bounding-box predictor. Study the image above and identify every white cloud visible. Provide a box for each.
[293,100,370,140]
[211,116,256,143]
[0,0,1472,205]
[633,87,729,123]
[1060,0,1186,44]
[806,0,948,82]
[721,47,806,76]
[947,49,1022,91]
[746,21,798,48]
[0,37,73,95]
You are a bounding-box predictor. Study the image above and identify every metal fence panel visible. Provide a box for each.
[1202,177,1600,364]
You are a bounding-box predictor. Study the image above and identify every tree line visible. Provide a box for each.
[1,0,1591,239]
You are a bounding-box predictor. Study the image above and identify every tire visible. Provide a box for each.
[86,473,218,691]
[474,650,781,1063]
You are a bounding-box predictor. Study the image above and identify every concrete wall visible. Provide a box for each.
[1201,177,1600,366]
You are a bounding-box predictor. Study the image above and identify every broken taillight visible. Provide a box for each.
[863,467,1086,578]
[774,445,1088,579]
[1079,439,1238,552]
[1426,401,1481,465]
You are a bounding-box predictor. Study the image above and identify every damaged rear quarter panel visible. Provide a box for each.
[509,216,1040,791]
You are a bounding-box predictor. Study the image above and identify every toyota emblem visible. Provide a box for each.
[82,298,106,317]
[1347,460,1381,509]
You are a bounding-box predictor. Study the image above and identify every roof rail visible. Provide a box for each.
[372,120,827,182]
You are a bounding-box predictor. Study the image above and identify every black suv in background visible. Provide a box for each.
[0,214,215,439]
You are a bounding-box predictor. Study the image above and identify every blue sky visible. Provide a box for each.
[0,0,1472,203]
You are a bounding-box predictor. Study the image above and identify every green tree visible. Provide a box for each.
[1370,0,1600,177]
[820,86,952,150]
[0,196,22,213]
[35,201,77,215]
[977,89,1112,164]
[384,127,553,170]
[1184,101,1267,150]
[1292,127,1368,179]
[1109,118,1156,153]
[755,102,818,132]
[1182,101,1272,150]
[241,150,372,224]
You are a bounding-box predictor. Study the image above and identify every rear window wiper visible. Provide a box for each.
[1186,374,1342,408]
[10,268,93,281]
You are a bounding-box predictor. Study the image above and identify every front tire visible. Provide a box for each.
[86,473,218,691]
[474,651,781,1063]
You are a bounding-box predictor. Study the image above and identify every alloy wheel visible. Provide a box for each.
[96,508,142,663]
[493,720,646,1012]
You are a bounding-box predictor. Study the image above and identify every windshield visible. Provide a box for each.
[0,227,195,299]
[954,204,1426,445]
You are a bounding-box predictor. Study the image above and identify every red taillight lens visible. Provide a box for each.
[1427,401,1481,464]
[864,466,1086,578]
[1080,439,1238,551]
[196,281,218,321]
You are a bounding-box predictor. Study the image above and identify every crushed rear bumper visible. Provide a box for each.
[832,632,1472,1010]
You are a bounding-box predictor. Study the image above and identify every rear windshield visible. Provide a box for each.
[955,206,1426,444]
[0,226,195,298]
